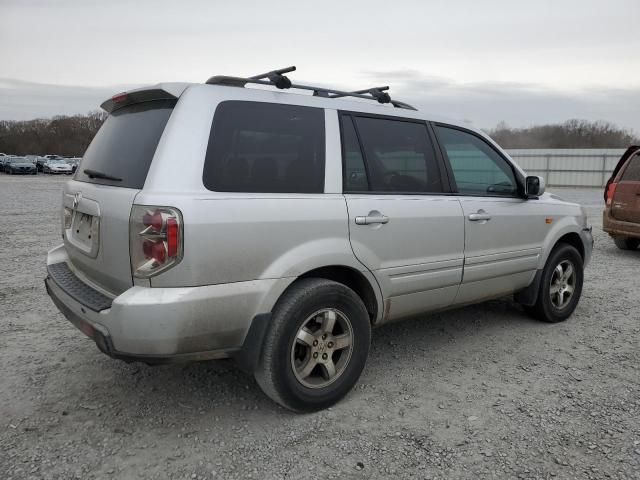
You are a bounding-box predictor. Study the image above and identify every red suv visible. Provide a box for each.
[604,145,640,250]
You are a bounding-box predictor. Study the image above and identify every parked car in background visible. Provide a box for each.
[45,68,593,411]
[604,145,640,250]
[0,156,10,172]
[4,157,37,175]
[65,157,81,173]
[43,159,73,174]
[24,155,40,164]
[38,155,62,172]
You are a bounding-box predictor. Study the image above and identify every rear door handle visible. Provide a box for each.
[355,212,389,225]
[468,210,491,221]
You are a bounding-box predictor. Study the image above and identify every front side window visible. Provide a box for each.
[435,126,517,196]
[351,116,443,193]
[203,101,325,193]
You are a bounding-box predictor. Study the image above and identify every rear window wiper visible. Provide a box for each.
[83,169,122,182]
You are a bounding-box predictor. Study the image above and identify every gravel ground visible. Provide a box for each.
[1,175,639,480]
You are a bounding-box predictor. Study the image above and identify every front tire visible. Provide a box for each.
[255,278,371,412]
[527,243,584,323]
[613,236,640,250]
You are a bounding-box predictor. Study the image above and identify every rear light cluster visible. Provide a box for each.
[130,205,183,278]
[63,207,73,229]
[606,182,617,206]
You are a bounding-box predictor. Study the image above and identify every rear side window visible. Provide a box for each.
[349,116,443,193]
[203,101,325,193]
[435,126,517,196]
[77,99,176,188]
[621,153,640,181]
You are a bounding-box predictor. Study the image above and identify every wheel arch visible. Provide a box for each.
[296,265,383,325]
[517,229,586,307]
[539,218,587,269]
[553,232,585,260]
[238,264,382,374]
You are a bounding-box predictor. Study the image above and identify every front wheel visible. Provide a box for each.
[255,278,371,412]
[527,243,584,323]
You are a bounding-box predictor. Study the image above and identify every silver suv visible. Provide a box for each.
[46,67,593,411]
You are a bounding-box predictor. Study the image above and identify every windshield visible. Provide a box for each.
[76,99,176,188]
[49,160,66,165]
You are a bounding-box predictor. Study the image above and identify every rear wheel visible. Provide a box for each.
[527,243,584,323]
[613,236,640,250]
[255,278,371,412]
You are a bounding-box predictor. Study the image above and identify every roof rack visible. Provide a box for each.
[205,66,417,111]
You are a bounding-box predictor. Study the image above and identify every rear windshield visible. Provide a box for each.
[621,153,640,181]
[76,99,176,188]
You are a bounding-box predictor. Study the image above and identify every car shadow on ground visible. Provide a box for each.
[51,297,546,422]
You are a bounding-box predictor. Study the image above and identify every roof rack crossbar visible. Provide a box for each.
[248,66,296,89]
[328,86,389,98]
[205,67,417,110]
[248,66,296,80]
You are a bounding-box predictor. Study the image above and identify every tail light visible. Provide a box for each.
[130,205,183,278]
[606,182,617,206]
[63,207,73,229]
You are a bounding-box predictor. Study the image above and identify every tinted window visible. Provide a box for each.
[621,153,640,181]
[435,126,517,196]
[203,101,325,193]
[353,116,442,193]
[77,99,175,188]
[340,116,368,191]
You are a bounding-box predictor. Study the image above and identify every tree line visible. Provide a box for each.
[0,112,106,157]
[0,113,637,156]
[487,119,639,149]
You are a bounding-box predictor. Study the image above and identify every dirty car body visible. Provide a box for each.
[45,69,593,411]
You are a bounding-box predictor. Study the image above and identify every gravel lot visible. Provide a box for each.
[1,175,639,480]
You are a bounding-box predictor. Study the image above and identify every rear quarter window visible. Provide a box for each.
[76,99,176,189]
[203,101,325,193]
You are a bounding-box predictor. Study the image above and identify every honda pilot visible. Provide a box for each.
[46,67,593,411]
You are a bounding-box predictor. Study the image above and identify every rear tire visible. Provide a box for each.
[613,236,640,250]
[527,243,584,323]
[255,278,371,412]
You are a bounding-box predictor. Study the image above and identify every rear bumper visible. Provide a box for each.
[45,245,281,364]
[603,208,640,239]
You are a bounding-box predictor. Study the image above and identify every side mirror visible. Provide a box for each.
[525,175,545,197]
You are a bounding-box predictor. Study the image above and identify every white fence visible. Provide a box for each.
[506,149,625,187]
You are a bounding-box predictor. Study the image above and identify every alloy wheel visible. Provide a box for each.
[290,308,354,389]
[549,260,576,309]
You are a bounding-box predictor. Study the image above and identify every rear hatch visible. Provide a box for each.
[62,90,179,295]
[611,150,640,224]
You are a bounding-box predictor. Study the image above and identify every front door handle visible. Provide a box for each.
[355,211,389,225]
[468,210,491,222]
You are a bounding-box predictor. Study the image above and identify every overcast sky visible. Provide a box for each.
[1,0,639,132]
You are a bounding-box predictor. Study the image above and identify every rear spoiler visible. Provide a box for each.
[100,83,189,113]
[604,145,640,200]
